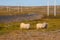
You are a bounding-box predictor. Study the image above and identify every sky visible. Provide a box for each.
[0,0,60,6]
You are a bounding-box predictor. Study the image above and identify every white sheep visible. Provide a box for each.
[36,22,48,29]
[36,23,43,29]
[20,23,30,29]
[42,22,48,28]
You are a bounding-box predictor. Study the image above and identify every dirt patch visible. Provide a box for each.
[0,30,60,40]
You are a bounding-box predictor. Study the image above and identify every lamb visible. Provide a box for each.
[42,22,48,28]
[36,22,48,29]
[36,23,43,29]
[20,23,30,29]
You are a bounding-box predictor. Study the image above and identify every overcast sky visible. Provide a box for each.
[0,0,60,6]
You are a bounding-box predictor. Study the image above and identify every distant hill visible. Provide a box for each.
[0,6,60,16]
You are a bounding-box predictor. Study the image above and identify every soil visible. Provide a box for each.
[0,30,60,40]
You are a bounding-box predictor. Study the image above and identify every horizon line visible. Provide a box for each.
[0,5,60,7]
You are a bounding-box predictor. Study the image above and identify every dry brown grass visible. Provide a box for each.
[0,6,60,16]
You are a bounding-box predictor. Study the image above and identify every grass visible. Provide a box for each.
[0,22,20,35]
[0,18,60,35]
[0,6,60,35]
[46,19,60,31]
[0,6,60,16]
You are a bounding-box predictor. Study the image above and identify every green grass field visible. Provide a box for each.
[0,18,60,35]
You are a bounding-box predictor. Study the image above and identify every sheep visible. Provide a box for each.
[36,22,48,29]
[42,22,48,29]
[20,23,30,29]
[36,23,43,29]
